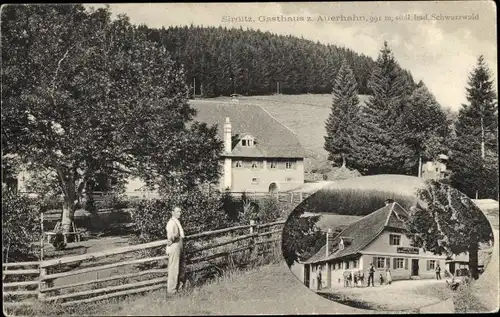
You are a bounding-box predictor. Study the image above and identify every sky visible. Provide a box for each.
[88,1,497,111]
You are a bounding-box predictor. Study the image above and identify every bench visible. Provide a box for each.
[45,221,81,244]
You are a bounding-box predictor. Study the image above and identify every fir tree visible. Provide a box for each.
[350,41,414,175]
[324,59,361,168]
[449,56,498,199]
[397,83,451,176]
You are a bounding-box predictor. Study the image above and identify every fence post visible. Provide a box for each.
[38,267,47,300]
[249,220,256,265]
[40,212,44,261]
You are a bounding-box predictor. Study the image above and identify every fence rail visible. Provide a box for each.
[3,261,41,311]
[3,219,286,312]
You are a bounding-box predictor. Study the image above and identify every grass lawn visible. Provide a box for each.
[22,262,381,316]
[316,214,362,232]
[321,175,425,197]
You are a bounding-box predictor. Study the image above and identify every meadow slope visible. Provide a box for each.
[108,262,387,315]
[201,94,370,171]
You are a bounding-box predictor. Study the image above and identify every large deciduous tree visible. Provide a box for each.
[324,59,361,168]
[449,56,498,200]
[405,180,493,279]
[1,4,222,233]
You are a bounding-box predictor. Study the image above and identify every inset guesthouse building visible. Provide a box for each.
[302,200,447,290]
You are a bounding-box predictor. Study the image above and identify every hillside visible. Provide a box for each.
[140,25,417,97]
[199,94,369,172]
[106,263,376,315]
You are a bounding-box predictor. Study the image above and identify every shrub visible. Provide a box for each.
[220,190,241,224]
[2,189,41,262]
[256,195,282,223]
[130,187,231,247]
[95,194,130,210]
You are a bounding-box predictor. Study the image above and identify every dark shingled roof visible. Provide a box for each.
[190,101,305,158]
[304,202,409,264]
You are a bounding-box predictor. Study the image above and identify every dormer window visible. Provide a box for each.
[240,134,255,147]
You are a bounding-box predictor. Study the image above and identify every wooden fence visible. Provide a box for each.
[3,219,286,312]
[3,261,40,309]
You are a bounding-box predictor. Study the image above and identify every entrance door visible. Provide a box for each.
[304,264,310,288]
[269,182,278,193]
[449,262,455,275]
[411,259,419,276]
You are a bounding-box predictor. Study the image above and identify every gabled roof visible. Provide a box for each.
[190,101,305,158]
[303,202,409,264]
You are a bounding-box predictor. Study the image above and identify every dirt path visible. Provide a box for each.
[320,279,452,311]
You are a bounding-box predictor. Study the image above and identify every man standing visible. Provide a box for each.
[166,206,185,294]
[435,264,441,280]
[317,270,322,290]
[368,263,375,287]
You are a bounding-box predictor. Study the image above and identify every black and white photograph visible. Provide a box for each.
[282,175,496,312]
[1,1,498,315]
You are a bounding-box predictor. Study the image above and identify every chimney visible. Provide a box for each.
[224,117,232,154]
[384,198,395,206]
[326,228,332,259]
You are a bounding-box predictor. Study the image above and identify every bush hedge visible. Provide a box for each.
[2,189,42,262]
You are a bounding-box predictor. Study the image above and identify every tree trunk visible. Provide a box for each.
[418,153,422,178]
[58,170,77,234]
[480,116,485,159]
[341,154,346,168]
[61,196,76,234]
[468,244,479,279]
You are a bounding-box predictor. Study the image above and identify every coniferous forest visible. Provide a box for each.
[136,24,416,97]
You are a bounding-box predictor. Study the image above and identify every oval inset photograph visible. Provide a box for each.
[281,175,497,313]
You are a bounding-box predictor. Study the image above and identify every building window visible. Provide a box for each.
[270,161,277,169]
[251,177,259,184]
[389,234,401,246]
[251,161,259,169]
[235,161,242,168]
[376,257,386,269]
[396,258,404,269]
[345,261,349,269]
[241,137,254,147]
[285,161,294,169]
[353,260,358,268]
[428,260,436,270]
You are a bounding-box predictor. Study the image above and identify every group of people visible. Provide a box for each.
[369,263,393,287]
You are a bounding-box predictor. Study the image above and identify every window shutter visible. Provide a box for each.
[426,260,430,271]
[386,258,390,268]
[404,259,408,270]
[437,260,440,267]
[372,256,376,267]
[393,258,397,269]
